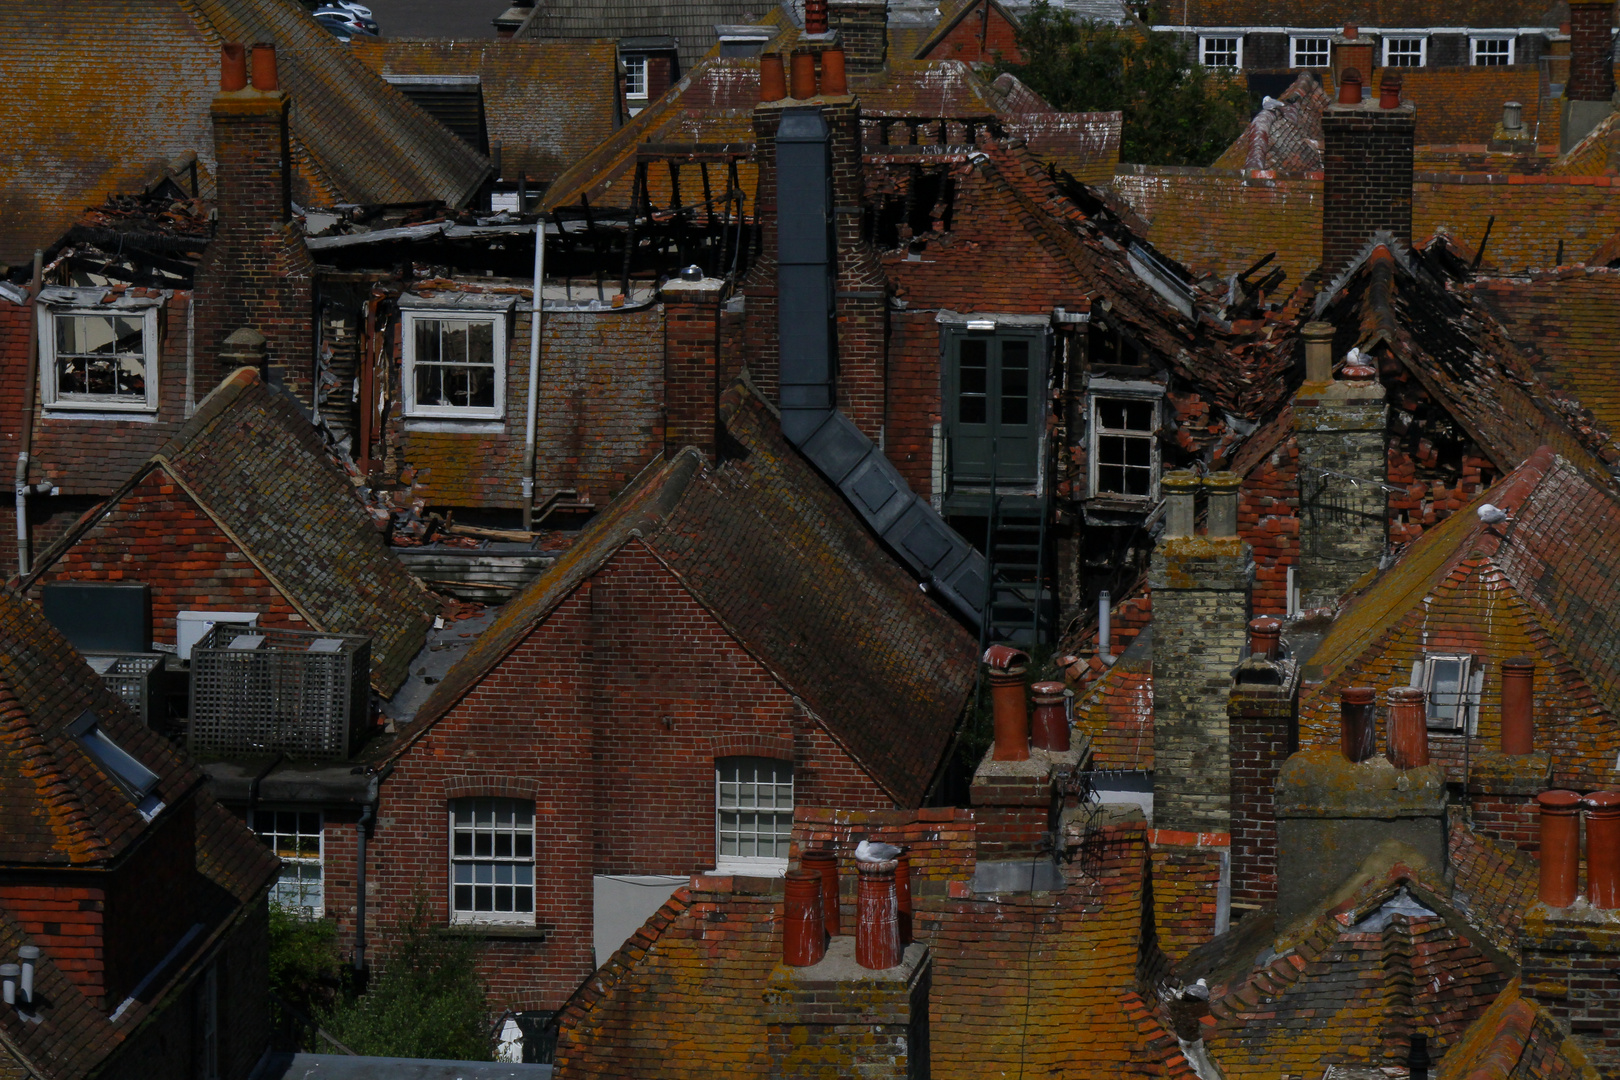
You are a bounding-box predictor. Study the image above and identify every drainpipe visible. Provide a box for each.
[354,773,379,980]
[521,215,545,531]
[15,250,42,577]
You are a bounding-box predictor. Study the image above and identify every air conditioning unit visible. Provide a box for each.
[188,624,370,760]
[175,610,260,662]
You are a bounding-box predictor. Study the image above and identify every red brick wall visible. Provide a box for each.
[1321,105,1415,272]
[921,2,1023,64]
[663,283,721,457]
[1228,686,1294,907]
[1568,0,1616,102]
[0,883,108,1005]
[194,92,315,403]
[884,312,940,498]
[1468,793,1539,859]
[364,542,892,1008]
[29,466,304,645]
[1239,436,1300,618]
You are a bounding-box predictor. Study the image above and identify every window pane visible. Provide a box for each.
[958,338,988,425]
[1000,340,1029,425]
[715,758,794,864]
[1123,401,1154,430]
[448,796,535,918]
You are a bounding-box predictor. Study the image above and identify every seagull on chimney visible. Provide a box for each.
[855,840,903,864]
[1477,503,1510,525]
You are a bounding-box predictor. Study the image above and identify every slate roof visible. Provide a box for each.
[1298,448,1620,786]
[1155,0,1562,26]
[0,0,489,269]
[388,378,979,806]
[1212,73,1329,173]
[348,39,621,186]
[0,586,198,867]
[515,0,777,71]
[24,368,438,699]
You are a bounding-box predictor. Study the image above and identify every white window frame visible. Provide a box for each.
[1200,35,1242,69]
[1382,35,1427,67]
[401,309,507,420]
[1086,383,1162,502]
[448,797,535,926]
[622,54,648,100]
[714,757,793,875]
[1415,654,1482,733]
[251,808,325,917]
[1291,35,1330,69]
[1470,35,1514,66]
[38,303,160,413]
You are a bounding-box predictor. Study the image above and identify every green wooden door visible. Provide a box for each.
[946,329,1045,488]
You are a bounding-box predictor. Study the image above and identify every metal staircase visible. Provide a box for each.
[984,494,1055,646]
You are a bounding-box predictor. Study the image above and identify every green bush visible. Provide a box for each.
[998,2,1251,167]
[320,894,492,1062]
[268,902,342,1043]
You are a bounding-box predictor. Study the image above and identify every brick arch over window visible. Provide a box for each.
[710,733,793,762]
[443,775,542,800]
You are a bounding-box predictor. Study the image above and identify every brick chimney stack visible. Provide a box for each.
[194,42,315,403]
[1560,0,1617,151]
[828,0,887,74]
[1321,76,1415,272]
[661,272,724,459]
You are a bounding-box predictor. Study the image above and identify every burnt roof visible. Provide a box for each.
[389,378,978,806]
[0,0,489,269]
[25,368,438,699]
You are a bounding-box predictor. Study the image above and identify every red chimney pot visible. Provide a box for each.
[1337,68,1363,105]
[250,43,278,92]
[790,51,817,99]
[804,0,829,34]
[799,848,841,936]
[820,48,848,96]
[220,43,248,91]
[759,54,787,102]
[1343,24,1358,38]
[855,858,902,970]
[1585,791,1620,910]
[1030,681,1070,753]
[989,667,1031,761]
[1379,72,1403,109]
[1387,686,1429,769]
[783,869,827,965]
[1249,616,1282,660]
[1501,656,1536,755]
[1340,686,1377,763]
[1537,789,1583,908]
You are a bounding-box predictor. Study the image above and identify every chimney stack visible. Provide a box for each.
[1563,0,1617,151]
[1331,26,1374,90]
[827,0,887,74]
[194,41,315,403]
[1501,656,1536,755]
[1322,77,1415,271]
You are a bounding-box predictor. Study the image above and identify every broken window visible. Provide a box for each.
[1291,36,1329,68]
[1200,36,1242,69]
[1383,36,1426,67]
[402,311,505,420]
[1087,387,1160,501]
[716,757,793,873]
[449,797,535,924]
[42,307,159,412]
[252,808,324,916]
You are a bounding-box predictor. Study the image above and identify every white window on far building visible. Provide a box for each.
[1200,35,1242,69]
[1383,35,1427,67]
[622,54,648,99]
[400,297,510,420]
[715,757,793,874]
[252,809,324,916]
[1471,36,1514,65]
[449,797,535,925]
[1291,36,1330,68]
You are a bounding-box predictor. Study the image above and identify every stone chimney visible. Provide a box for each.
[828,0,888,74]
[1150,471,1252,835]
[194,43,315,404]
[661,272,724,458]
[1321,72,1415,272]
[1560,0,1616,151]
[1292,323,1387,610]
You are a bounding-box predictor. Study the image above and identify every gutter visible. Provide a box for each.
[15,251,41,577]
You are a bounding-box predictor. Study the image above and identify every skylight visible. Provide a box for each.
[69,710,160,801]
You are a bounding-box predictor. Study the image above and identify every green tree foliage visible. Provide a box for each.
[268,902,342,1043]
[998,2,1251,167]
[321,894,492,1062]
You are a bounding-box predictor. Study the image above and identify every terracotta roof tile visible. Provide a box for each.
[1073,632,1155,770]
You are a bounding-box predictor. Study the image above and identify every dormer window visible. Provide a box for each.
[1200,35,1242,69]
[69,710,162,816]
[1416,654,1482,733]
[622,54,648,100]
[1085,378,1163,503]
[38,293,161,413]
[1382,35,1427,67]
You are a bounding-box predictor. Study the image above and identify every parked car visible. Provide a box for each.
[313,7,377,35]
